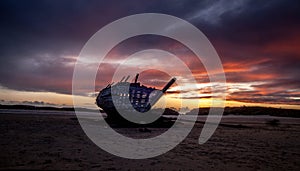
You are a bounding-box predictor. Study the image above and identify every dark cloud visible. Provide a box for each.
[227,90,300,105]
[173,96,212,99]
[0,0,299,106]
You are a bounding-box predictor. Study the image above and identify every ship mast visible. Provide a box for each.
[134,73,139,83]
[147,77,176,109]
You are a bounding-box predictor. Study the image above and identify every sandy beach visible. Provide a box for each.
[0,110,299,170]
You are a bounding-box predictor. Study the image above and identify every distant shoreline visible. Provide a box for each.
[0,104,99,113]
[0,104,299,118]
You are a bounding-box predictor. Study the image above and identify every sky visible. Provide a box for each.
[0,0,299,110]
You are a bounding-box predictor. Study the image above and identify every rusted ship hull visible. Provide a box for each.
[96,74,176,125]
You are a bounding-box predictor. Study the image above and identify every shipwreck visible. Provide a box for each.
[96,73,176,124]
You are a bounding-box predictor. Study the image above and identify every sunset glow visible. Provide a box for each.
[0,1,299,111]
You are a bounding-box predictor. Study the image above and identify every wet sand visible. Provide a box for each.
[0,112,299,170]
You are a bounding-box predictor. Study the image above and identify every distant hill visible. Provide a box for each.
[0,104,99,113]
[186,106,300,118]
[1,104,299,118]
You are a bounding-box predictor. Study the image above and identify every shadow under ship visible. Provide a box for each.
[96,73,176,127]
